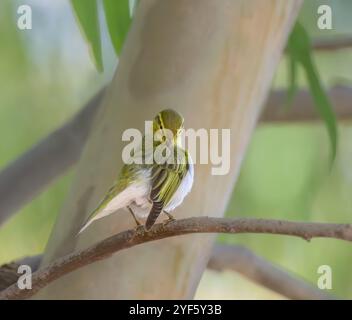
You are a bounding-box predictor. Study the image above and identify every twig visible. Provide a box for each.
[0,216,351,300]
[312,36,352,51]
[208,244,335,300]
[261,86,352,123]
[0,246,334,300]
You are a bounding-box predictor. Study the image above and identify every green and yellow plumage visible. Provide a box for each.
[79,109,194,233]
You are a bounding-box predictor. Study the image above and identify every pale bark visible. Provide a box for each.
[36,0,302,299]
[312,36,352,51]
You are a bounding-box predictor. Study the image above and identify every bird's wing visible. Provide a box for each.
[145,149,190,229]
[78,164,141,234]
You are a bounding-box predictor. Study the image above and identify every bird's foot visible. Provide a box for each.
[135,223,145,231]
[163,211,176,226]
[128,205,144,229]
[130,223,146,241]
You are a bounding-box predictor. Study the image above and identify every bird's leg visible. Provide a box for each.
[163,210,176,225]
[127,206,143,229]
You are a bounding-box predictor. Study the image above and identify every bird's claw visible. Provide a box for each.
[129,224,146,241]
[163,217,176,226]
[134,224,145,233]
[163,211,176,225]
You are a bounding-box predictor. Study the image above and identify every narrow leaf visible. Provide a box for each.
[103,0,131,56]
[71,0,103,72]
[287,22,338,163]
[303,55,338,163]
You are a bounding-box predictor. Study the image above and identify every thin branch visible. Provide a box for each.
[0,216,351,300]
[261,86,352,123]
[312,36,352,51]
[0,245,334,300]
[208,244,334,300]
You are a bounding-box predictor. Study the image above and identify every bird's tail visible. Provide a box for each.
[145,201,163,230]
[77,200,105,235]
[78,215,97,235]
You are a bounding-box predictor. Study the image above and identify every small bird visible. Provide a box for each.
[78,109,194,234]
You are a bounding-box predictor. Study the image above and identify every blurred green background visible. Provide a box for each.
[0,0,352,299]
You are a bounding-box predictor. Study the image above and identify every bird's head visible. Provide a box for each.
[153,109,184,146]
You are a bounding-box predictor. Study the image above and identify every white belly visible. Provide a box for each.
[101,181,150,217]
[164,162,194,212]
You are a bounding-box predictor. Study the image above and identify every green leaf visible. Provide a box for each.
[103,0,131,56]
[287,22,311,59]
[303,54,338,163]
[71,0,103,72]
[287,22,338,163]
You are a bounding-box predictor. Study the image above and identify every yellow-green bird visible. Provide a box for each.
[78,109,194,233]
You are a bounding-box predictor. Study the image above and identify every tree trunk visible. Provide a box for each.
[35,0,302,299]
